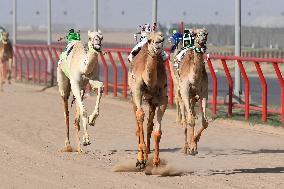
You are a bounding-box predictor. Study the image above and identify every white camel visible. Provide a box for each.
[57,30,104,152]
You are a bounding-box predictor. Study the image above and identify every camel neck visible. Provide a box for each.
[192,51,204,76]
[143,53,158,88]
[83,48,99,75]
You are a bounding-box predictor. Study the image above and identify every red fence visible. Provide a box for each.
[207,55,284,123]
[12,44,284,124]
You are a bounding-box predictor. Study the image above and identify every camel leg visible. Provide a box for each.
[71,81,90,146]
[57,67,71,149]
[132,103,140,145]
[132,90,147,169]
[62,96,70,147]
[0,62,3,92]
[175,90,186,127]
[180,98,186,127]
[175,90,181,124]
[7,58,12,84]
[153,96,167,166]
[146,103,156,153]
[74,104,83,152]
[188,98,198,155]
[194,97,208,142]
[180,87,196,155]
[88,80,104,126]
[3,61,7,83]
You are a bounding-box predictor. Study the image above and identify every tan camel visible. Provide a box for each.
[0,32,13,91]
[57,30,104,152]
[128,32,168,168]
[169,42,186,125]
[170,28,209,155]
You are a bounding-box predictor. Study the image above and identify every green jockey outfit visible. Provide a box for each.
[174,29,206,70]
[59,29,81,79]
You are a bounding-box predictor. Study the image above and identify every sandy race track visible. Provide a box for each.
[0,83,284,189]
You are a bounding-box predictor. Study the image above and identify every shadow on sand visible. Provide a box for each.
[209,167,284,175]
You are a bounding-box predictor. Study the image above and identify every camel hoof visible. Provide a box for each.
[184,147,188,155]
[82,140,91,146]
[153,158,160,167]
[77,147,84,153]
[88,113,99,127]
[61,145,73,152]
[136,159,147,170]
[82,135,91,146]
[202,119,209,128]
[188,149,198,156]
[188,145,198,156]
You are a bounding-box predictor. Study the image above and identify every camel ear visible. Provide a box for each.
[191,29,198,36]
[97,30,103,40]
[88,30,91,36]
[202,28,208,35]
[156,32,164,42]
[189,29,195,36]
[147,33,153,43]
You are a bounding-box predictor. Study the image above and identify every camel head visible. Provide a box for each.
[1,32,9,44]
[194,28,208,48]
[147,32,164,55]
[88,30,103,50]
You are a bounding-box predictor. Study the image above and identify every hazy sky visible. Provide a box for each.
[1,0,284,29]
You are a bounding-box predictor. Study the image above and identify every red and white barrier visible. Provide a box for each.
[12,44,284,123]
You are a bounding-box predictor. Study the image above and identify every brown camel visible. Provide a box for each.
[128,32,168,168]
[0,31,13,91]
[170,28,209,155]
[57,30,104,153]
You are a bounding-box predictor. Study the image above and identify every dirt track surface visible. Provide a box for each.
[0,83,284,189]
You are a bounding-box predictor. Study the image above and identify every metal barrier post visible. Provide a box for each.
[28,48,35,83]
[100,53,108,95]
[39,47,47,85]
[221,59,233,117]
[117,52,128,98]
[254,61,267,122]
[12,48,17,81]
[273,62,284,123]
[21,47,29,81]
[107,52,117,97]
[15,47,22,81]
[46,48,55,86]
[207,58,217,117]
[34,47,41,84]
[237,60,250,120]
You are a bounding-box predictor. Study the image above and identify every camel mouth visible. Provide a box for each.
[152,43,163,54]
[196,35,207,47]
[197,40,206,47]
[88,30,103,50]
[91,35,103,50]
[92,38,102,50]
